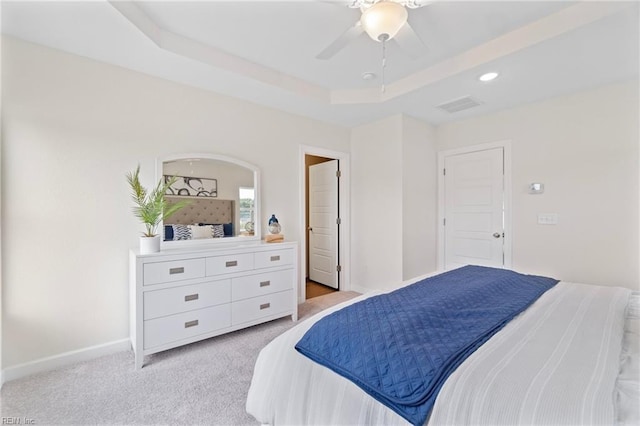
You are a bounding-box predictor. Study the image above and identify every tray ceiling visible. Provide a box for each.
[2,1,638,127]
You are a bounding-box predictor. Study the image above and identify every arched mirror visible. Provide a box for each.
[159,153,261,248]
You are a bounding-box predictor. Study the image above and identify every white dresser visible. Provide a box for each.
[129,241,298,369]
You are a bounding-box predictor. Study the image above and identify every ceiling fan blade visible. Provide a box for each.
[404,0,436,9]
[393,21,428,59]
[316,22,364,60]
[317,0,356,6]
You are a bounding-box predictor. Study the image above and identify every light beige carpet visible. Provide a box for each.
[0,291,360,425]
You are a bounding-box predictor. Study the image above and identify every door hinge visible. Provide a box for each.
[336,217,341,225]
[336,170,341,178]
[336,265,342,272]
[443,168,446,175]
[443,218,446,226]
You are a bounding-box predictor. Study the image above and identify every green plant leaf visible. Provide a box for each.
[126,165,190,237]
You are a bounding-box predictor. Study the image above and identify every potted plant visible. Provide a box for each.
[127,165,189,254]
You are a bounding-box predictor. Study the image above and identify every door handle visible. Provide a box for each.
[493,232,501,238]
[308,227,313,232]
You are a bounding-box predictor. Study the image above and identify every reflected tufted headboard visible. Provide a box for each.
[164,196,234,225]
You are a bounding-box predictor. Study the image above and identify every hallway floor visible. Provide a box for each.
[306,279,337,299]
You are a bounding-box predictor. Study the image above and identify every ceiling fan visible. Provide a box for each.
[316,0,429,60]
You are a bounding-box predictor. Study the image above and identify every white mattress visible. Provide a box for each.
[246,281,637,425]
[616,292,640,425]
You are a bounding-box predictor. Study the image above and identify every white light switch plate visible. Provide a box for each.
[538,213,558,225]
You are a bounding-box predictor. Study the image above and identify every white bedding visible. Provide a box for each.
[246,281,637,425]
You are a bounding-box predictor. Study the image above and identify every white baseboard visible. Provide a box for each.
[350,283,376,295]
[1,338,130,384]
[349,271,444,296]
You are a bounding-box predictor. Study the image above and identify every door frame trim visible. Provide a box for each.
[437,140,512,270]
[299,145,351,302]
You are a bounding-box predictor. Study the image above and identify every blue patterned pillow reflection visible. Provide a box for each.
[172,224,191,240]
[212,224,225,238]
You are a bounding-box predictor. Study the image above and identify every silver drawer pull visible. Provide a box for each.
[184,294,199,302]
[169,267,185,275]
[260,280,271,287]
[184,320,199,328]
[225,260,238,267]
[270,255,280,262]
[260,303,271,310]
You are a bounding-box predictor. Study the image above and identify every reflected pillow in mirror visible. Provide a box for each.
[172,224,192,240]
[212,224,225,238]
[199,223,233,237]
[164,225,174,241]
[189,224,214,239]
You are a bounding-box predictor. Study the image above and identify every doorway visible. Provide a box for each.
[305,156,338,299]
[299,146,351,302]
[308,159,339,288]
[437,141,512,270]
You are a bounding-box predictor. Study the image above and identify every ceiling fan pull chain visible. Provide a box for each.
[381,38,387,93]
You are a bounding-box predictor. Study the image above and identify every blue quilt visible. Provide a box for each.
[295,265,558,425]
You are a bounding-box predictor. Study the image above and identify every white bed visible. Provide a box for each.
[246,272,639,425]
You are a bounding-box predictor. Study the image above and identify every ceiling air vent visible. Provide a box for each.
[436,96,482,114]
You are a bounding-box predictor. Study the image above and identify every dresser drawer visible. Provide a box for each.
[206,253,254,276]
[143,304,231,349]
[232,290,293,326]
[231,270,293,301]
[254,249,293,269]
[143,279,231,320]
[143,258,205,286]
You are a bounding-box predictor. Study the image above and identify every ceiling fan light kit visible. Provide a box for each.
[361,1,408,42]
[316,0,426,61]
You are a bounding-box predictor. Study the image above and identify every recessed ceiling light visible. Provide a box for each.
[479,72,499,82]
[362,72,377,81]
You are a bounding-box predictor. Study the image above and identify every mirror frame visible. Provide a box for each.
[158,152,261,249]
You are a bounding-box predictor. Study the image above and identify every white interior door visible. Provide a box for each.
[444,148,504,270]
[309,160,339,289]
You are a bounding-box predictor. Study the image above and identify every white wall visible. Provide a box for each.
[350,114,438,291]
[0,36,3,384]
[3,34,637,377]
[351,115,404,291]
[1,37,350,368]
[436,80,639,289]
[402,116,437,280]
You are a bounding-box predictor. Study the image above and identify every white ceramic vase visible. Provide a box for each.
[140,235,161,254]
